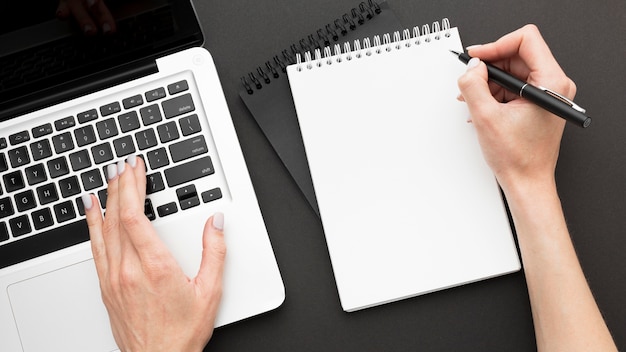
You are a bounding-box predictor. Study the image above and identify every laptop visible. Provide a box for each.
[0,1,285,351]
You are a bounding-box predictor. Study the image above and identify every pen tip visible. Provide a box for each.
[449,50,460,56]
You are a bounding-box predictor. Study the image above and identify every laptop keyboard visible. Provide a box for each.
[0,73,226,269]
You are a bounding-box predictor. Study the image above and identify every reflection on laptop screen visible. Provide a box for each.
[0,0,203,121]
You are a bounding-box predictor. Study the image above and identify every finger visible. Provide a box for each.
[196,214,226,299]
[56,0,70,19]
[128,155,147,201]
[117,157,168,261]
[66,0,98,35]
[82,193,108,273]
[89,0,117,34]
[457,58,500,125]
[103,163,123,267]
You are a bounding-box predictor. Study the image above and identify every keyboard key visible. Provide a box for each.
[30,140,53,161]
[135,129,158,150]
[77,109,98,124]
[32,208,54,230]
[156,202,178,217]
[74,125,97,147]
[139,104,162,126]
[0,138,6,149]
[146,148,169,169]
[91,143,114,164]
[0,197,14,219]
[146,173,165,194]
[145,87,166,102]
[167,80,189,95]
[53,201,76,223]
[76,197,85,216]
[14,190,36,212]
[3,171,25,192]
[201,188,223,203]
[9,215,31,237]
[144,199,156,221]
[37,183,59,205]
[122,95,144,109]
[96,118,119,140]
[0,153,8,172]
[179,114,202,136]
[169,135,208,163]
[69,150,92,171]
[164,156,214,187]
[25,164,47,185]
[9,130,30,146]
[32,123,53,138]
[0,222,8,242]
[113,135,136,157]
[100,102,121,116]
[162,93,195,119]
[8,146,30,168]
[54,116,76,131]
[176,184,197,200]
[157,121,179,143]
[81,169,104,191]
[180,196,200,210]
[98,189,108,208]
[118,111,141,133]
[59,176,81,198]
[47,157,69,178]
[52,132,75,154]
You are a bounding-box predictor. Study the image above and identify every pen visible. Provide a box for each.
[450,50,591,128]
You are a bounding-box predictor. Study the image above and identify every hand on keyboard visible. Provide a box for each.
[82,155,226,352]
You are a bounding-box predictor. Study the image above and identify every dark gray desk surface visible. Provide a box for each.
[194,1,626,350]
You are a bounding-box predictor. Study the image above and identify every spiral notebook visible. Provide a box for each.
[239,1,403,216]
[286,19,521,312]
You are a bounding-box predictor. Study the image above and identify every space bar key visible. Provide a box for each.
[164,156,215,187]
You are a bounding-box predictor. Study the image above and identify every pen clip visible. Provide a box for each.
[538,86,587,113]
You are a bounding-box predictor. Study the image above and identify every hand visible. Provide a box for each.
[82,155,226,352]
[57,0,116,35]
[456,24,574,196]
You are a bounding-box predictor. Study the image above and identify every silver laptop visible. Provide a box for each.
[0,1,285,351]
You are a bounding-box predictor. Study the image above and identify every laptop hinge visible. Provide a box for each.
[0,60,158,122]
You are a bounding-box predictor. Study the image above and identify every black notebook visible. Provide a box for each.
[239,1,403,216]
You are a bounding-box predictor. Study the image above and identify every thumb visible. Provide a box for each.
[457,58,499,122]
[196,213,226,293]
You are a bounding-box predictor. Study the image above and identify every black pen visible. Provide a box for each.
[450,50,591,128]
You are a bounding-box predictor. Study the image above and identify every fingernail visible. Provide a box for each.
[83,25,93,33]
[127,155,137,168]
[465,44,483,51]
[107,164,117,180]
[117,160,126,175]
[81,194,93,210]
[102,23,111,34]
[466,57,480,70]
[456,93,465,102]
[212,212,224,231]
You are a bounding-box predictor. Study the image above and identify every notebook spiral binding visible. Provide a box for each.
[294,18,452,72]
[240,0,383,95]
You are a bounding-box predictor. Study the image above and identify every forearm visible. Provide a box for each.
[504,179,617,351]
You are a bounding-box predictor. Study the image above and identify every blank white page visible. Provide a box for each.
[287,23,520,312]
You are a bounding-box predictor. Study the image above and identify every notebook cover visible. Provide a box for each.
[239,1,403,217]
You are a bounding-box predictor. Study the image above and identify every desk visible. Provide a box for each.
[193,1,626,350]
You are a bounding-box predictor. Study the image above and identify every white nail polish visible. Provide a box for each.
[213,212,224,230]
[127,155,137,168]
[83,25,93,33]
[107,164,117,180]
[466,57,480,70]
[81,194,93,210]
[102,23,111,33]
[117,160,125,175]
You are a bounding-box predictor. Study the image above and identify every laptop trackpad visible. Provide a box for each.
[7,259,118,352]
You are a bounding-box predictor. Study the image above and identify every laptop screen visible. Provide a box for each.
[0,0,203,121]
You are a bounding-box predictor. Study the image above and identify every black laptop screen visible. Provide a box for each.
[0,0,204,121]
